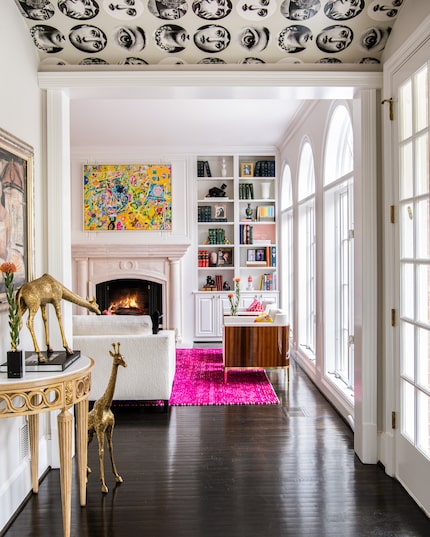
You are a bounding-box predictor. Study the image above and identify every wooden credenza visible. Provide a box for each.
[223,324,289,381]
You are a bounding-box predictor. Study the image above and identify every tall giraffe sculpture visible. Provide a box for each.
[88,342,127,493]
[16,273,101,362]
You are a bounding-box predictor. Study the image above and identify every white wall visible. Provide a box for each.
[70,147,196,343]
[0,1,49,532]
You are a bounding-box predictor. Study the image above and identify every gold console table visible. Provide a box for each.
[0,356,94,537]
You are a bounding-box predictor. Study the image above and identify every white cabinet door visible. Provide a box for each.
[195,293,230,340]
[195,294,217,338]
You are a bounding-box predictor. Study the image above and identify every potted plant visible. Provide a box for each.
[1,262,23,378]
[227,277,241,316]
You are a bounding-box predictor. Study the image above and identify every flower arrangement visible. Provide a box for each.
[0,262,20,351]
[227,277,240,316]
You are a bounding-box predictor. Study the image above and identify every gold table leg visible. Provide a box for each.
[57,408,73,537]
[28,414,39,493]
[75,398,89,506]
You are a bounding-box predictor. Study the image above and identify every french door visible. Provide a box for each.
[393,37,430,515]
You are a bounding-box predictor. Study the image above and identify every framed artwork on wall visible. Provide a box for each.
[83,163,172,231]
[0,128,34,308]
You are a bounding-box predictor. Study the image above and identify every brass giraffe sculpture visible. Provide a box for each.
[88,342,127,493]
[16,273,101,362]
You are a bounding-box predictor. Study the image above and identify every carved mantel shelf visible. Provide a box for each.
[72,243,190,260]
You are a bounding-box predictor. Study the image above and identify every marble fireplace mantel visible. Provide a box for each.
[72,243,190,339]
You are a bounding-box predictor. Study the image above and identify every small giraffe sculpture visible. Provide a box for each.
[16,273,101,362]
[88,342,127,493]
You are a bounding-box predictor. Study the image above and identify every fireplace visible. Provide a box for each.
[96,279,162,317]
[72,242,190,340]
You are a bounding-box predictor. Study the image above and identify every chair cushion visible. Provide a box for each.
[72,314,152,336]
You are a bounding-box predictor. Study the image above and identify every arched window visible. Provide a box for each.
[297,141,316,359]
[298,141,315,201]
[324,105,353,186]
[280,164,293,335]
[323,104,354,391]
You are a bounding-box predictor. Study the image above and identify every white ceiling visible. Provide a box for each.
[68,77,358,148]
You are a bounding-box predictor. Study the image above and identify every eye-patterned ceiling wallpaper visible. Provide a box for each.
[14,0,403,68]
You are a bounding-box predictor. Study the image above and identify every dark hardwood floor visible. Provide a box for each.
[3,359,430,537]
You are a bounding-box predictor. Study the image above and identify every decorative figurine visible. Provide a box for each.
[88,342,126,493]
[17,273,101,363]
[207,183,227,197]
[245,203,253,220]
[223,281,231,291]
[247,275,253,290]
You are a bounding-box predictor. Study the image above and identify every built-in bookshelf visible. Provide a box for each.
[194,154,279,338]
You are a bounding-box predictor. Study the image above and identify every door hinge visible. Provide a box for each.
[391,308,396,327]
[382,98,394,120]
[392,411,397,430]
[390,205,396,224]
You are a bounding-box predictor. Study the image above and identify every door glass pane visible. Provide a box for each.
[416,198,430,259]
[401,321,415,380]
[400,142,413,199]
[416,325,430,390]
[415,133,429,195]
[415,65,428,133]
[401,263,414,319]
[399,79,412,141]
[416,390,430,457]
[401,379,415,442]
[400,203,414,258]
[417,264,430,325]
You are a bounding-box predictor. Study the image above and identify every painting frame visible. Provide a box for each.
[83,163,172,231]
[213,204,226,221]
[240,162,254,177]
[0,128,34,310]
[217,248,233,267]
[247,249,256,262]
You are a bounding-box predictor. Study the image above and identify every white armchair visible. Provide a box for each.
[72,315,176,408]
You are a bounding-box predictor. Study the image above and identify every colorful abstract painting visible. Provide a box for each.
[83,164,172,231]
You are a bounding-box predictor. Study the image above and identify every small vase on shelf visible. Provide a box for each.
[7,350,23,379]
[245,203,253,220]
[221,158,227,177]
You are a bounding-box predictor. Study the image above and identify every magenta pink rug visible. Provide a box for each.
[169,348,279,406]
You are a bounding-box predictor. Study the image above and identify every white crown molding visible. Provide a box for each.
[38,68,383,100]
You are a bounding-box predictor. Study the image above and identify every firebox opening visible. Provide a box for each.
[96,279,162,321]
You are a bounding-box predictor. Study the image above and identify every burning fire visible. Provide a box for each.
[107,292,144,314]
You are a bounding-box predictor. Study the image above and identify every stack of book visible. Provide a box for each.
[197,160,212,177]
[198,206,212,222]
[208,228,225,244]
[260,273,274,290]
[198,249,209,267]
[240,224,253,244]
[254,160,275,177]
[239,183,254,199]
[257,205,275,221]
